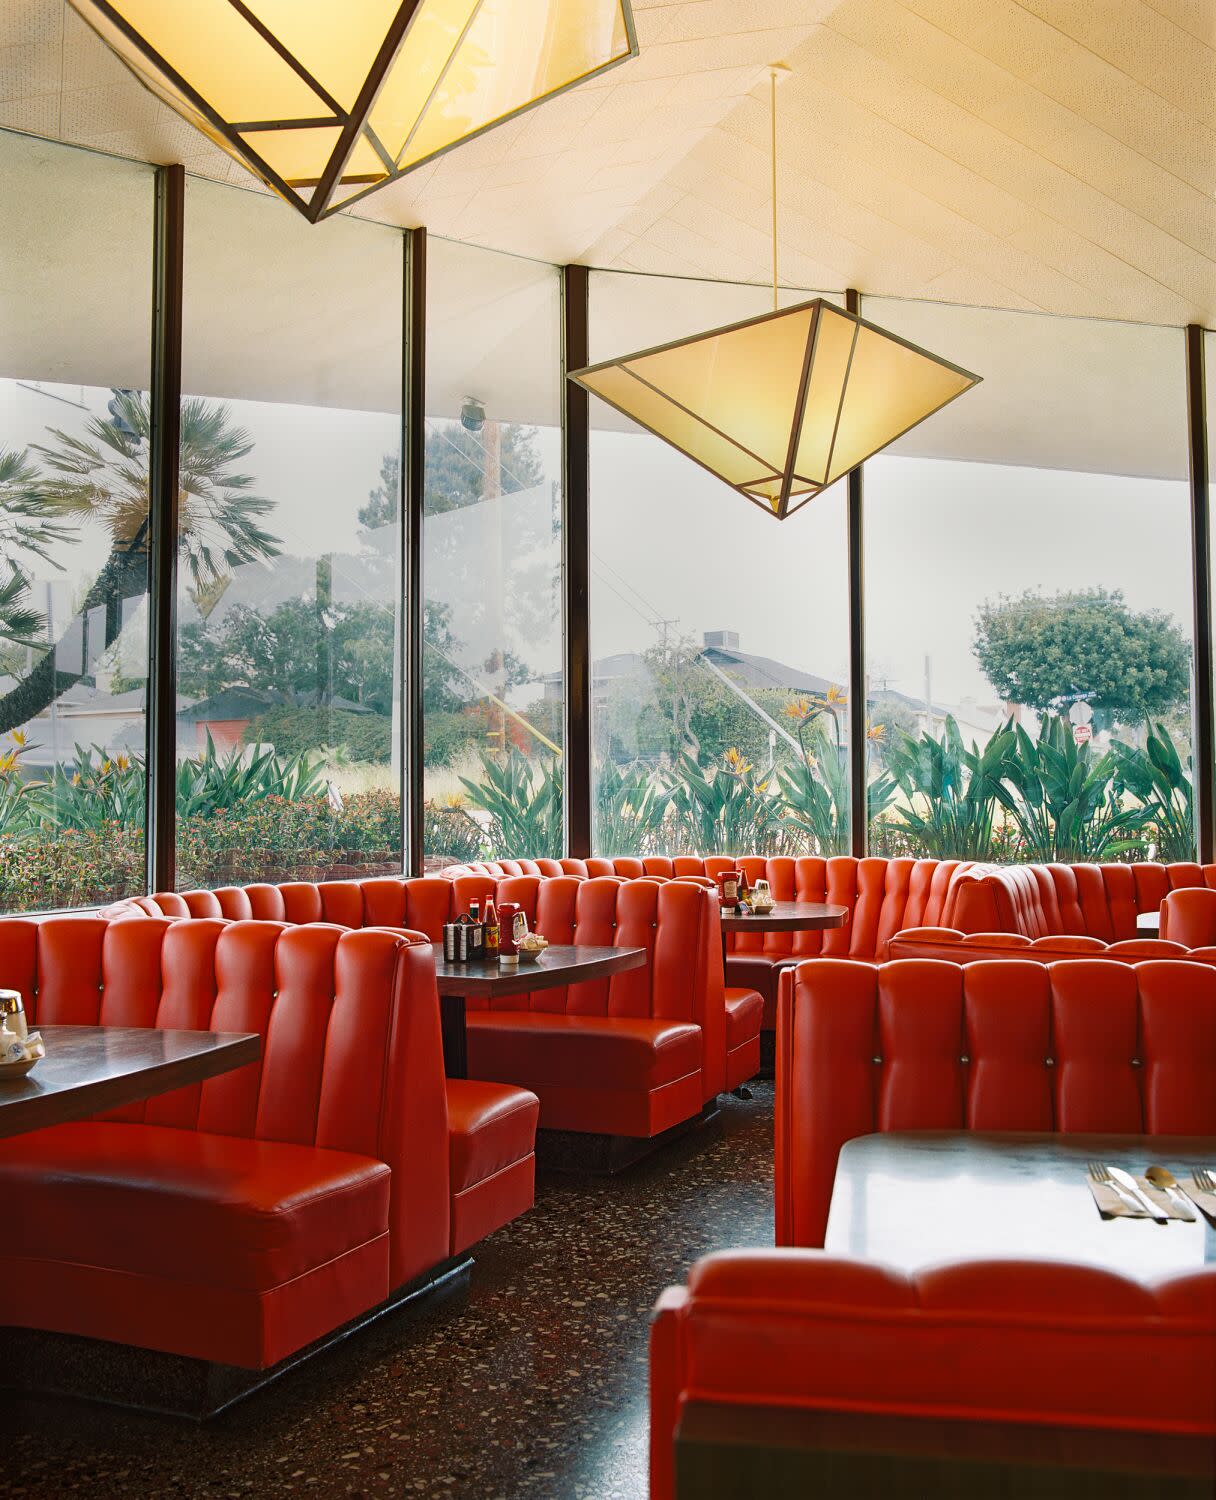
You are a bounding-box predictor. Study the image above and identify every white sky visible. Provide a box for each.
[0,379,1196,712]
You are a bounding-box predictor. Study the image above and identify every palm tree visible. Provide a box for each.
[0,446,75,649]
[0,391,281,733]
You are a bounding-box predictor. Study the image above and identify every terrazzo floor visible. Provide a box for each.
[5,1082,774,1500]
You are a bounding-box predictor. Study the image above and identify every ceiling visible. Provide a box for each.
[1,0,1213,327]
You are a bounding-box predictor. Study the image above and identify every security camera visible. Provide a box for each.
[461,396,486,432]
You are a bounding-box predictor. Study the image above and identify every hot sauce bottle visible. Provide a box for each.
[484,899,500,959]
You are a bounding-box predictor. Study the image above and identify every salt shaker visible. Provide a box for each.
[0,990,26,1041]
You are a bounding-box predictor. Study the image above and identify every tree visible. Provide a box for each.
[358,424,545,530]
[0,392,281,733]
[0,446,74,648]
[973,588,1191,727]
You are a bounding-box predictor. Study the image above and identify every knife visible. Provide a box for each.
[1107,1165,1169,1224]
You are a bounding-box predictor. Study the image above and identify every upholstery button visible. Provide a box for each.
[1131,1057,1142,1068]
[960,1054,970,1064]
[1045,1056,1055,1066]
[872,1055,883,1065]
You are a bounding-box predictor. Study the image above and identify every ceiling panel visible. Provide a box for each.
[0,0,1212,324]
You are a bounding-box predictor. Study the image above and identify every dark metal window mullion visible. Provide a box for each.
[146,163,185,895]
[846,288,867,859]
[561,264,592,859]
[1186,324,1213,865]
[405,227,427,875]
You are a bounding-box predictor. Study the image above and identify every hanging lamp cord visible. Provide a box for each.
[771,67,778,311]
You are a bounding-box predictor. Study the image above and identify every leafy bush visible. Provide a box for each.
[882,717,1015,861]
[593,758,673,857]
[424,800,485,864]
[248,706,392,765]
[459,750,562,860]
[1109,722,1194,863]
[998,716,1147,862]
[668,748,786,856]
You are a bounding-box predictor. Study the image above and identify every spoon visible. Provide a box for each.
[1144,1165,1196,1221]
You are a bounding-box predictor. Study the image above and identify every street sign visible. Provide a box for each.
[1073,723,1093,746]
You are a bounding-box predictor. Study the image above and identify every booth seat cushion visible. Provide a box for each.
[724,988,763,1056]
[467,1012,700,1091]
[466,1012,703,1137]
[445,1079,539,1256]
[446,1079,538,1190]
[0,1120,390,1291]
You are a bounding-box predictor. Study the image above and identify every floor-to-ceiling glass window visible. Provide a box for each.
[0,130,153,912]
[423,239,563,869]
[587,272,851,858]
[864,301,1193,864]
[176,179,403,889]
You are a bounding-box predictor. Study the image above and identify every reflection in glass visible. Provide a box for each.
[864,301,1193,865]
[423,239,563,868]
[0,131,154,912]
[587,272,851,857]
[176,177,404,889]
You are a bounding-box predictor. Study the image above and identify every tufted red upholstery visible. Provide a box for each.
[444,857,1216,1034]
[0,918,536,1368]
[775,957,1216,1249]
[0,918,464,1368]
[105,872,750,1128]
[649,1250,1216,1500]
[1160,887,1216,949]
[888,929,1201,965]
[463,876,726,1136]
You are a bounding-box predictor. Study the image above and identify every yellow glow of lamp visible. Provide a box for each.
[68,0,638,222]
[568,65,980,519]
[569,297,982,520]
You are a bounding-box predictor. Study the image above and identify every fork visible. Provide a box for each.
[1089,1161,1167,1223]
[1193,1167,1216,1194]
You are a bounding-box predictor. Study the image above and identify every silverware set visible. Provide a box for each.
[1088,1160,1214,1223]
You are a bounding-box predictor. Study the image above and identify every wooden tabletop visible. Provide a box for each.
[431,943,646,998]
[825,1131,1216,1281]
[0,1024,260,1141]
[719,901,848,933]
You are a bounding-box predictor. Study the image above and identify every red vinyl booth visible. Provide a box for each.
[104,873,755,1131]
[442,855,1216,1028]
[1160,887,1216,949]
[0,917,538,1369]
[775,956,1216,1249]
[649,1251,1216,1500]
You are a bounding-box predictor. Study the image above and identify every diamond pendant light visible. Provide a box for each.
[569,67,980,520]
[68,0,638,222]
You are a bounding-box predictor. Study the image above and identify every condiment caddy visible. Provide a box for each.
[0,988,45,1080]
[442,900,540,968]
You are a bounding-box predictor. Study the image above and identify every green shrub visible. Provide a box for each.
[424,801,485,864]
[248,705,392,765]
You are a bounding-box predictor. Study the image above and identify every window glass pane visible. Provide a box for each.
[177,179,403,890]
[0,130,153,912]
[589,272,851,858]
[863,300,1193,865]
[423,239,562,869]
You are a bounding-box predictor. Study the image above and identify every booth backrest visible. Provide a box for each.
[441,855,1216,957]
[1160,887,1216,949]
[887,929,1210,966]
[105,878,457,939]
[103,873,728,1100]
[649,1251,1216,1500]
[444,855,978,961]
[0,916,450,1286]
[775,956,1216,1249]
